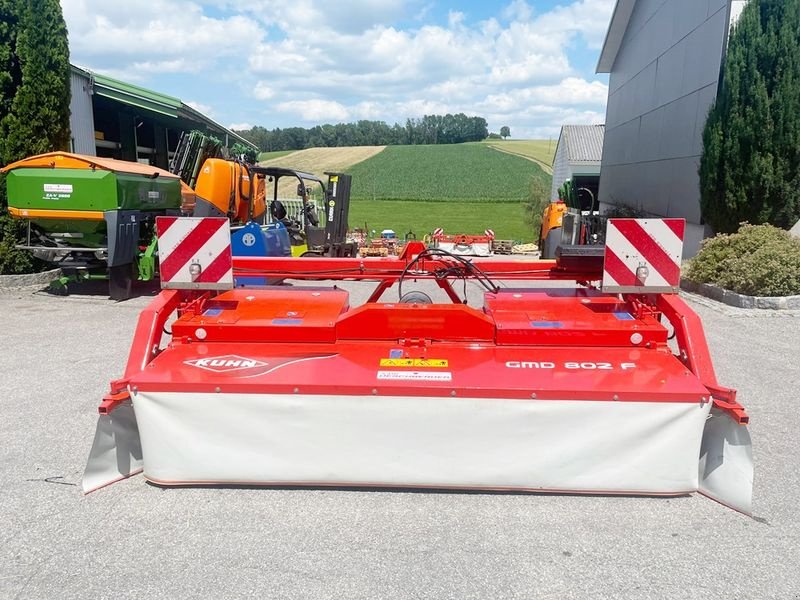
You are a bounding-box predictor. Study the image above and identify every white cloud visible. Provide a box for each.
[533,0,617,49]
[276,99,350,122]
[253,81,275,101]
[502,0,534,23]
[63,0,617,137]
[61,0,264,76]
[228,122,253,131]
[185,101,213,115]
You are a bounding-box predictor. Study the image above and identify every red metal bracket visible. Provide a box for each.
[656,294,749,425]
[706,384,749,425]
[99,389,130,415]
[98,289,182,414]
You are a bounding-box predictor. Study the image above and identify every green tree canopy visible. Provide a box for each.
[500,125,510,139]
[699,0,800,233]
[0,0,70,274]
[238,113,490,151]
[0,0,71,171]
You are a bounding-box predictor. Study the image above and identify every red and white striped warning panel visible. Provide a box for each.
[432,227,444,238]
[155,217,233,290]
[484,229,495,239]
[602,218,685,293]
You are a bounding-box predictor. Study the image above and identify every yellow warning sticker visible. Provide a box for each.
[379,358,449,368]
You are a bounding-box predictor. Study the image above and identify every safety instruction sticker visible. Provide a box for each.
[43,183,73,200]
[379,358,448,368]
[377,371,452,381]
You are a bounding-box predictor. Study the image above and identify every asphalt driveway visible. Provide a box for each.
[1,281,798,599]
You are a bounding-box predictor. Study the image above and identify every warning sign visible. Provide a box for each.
[379,358,449,368]
[377,371,452,382]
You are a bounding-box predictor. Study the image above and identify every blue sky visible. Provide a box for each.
[61,0,615,138]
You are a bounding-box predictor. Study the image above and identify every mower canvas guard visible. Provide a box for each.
[83,219,753,514]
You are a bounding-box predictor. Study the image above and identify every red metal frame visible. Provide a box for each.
[99,289,183,414]
[231,255,597,282]
[657,294,748,424]
[98,253,748,425]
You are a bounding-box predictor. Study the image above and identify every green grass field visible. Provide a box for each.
[257,149,296,162]
[348,144,549,202]
[341,143,548,242]
[349,199,532,242]
[252,143,547,242]
[483,139,557,171]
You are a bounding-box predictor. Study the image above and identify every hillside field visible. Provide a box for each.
[483,139,556,173]
[253,142,549,242]
[348,144,549,201]
[256,150,295,161]
[349,199,532,242]
[258,146,386,196]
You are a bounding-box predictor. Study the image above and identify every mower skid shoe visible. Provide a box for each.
[82,400,143,493]
[698,409,754,515]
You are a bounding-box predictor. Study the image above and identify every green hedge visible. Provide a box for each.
[685,223,800,297]
[0,211,42,275]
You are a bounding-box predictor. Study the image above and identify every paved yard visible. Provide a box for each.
[1,281,799,599]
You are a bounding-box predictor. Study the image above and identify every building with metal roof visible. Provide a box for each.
[550,124,605,202]
[595,0,747,255]
[68,65,255,170]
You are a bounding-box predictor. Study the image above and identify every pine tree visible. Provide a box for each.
[0,0,70,273]
[699,0,800,233]
[0,0,71,169]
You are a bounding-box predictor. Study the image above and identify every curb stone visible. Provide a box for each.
[681,278,800,310]
[0,268,61,289]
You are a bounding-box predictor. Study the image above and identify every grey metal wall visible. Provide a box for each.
[69,70,96,156]
[551,135,570,201]
[599,0,740,252]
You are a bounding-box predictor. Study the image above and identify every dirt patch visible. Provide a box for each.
[258,146,386,197]
[487,144,553,175]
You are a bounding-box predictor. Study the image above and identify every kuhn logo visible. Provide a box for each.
[184,355,267,373]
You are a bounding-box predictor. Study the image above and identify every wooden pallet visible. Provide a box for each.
[491,239,514,254]
[359,247,389,257]
[512,243,539,255]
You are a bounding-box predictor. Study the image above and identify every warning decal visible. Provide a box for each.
[377,371,452,382]
[379,358,449,368]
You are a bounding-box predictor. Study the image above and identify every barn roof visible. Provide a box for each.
[559,124,605,163]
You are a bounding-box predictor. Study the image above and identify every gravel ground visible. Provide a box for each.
[1,280,799,600]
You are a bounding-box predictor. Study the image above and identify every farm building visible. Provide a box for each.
[69,65,255,170]
[596,0,747,255]
[550,124,605,204]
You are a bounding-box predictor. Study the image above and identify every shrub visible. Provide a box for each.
[523,175,551,235]
[0,211,43,275]
[685,223,800,296]
[602,203,648,218]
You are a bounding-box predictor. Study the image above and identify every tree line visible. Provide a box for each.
[237,113,490,151]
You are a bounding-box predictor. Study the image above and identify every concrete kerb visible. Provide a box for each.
[0,268,61,290]
[681,277,800,310]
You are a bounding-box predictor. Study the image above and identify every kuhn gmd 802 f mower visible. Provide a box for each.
[83,217,753,513]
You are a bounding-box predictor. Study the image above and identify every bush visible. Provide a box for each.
[0,211,43,275]
[685,223,800,296]
[523,175,551,235]
[602,203,648,218]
